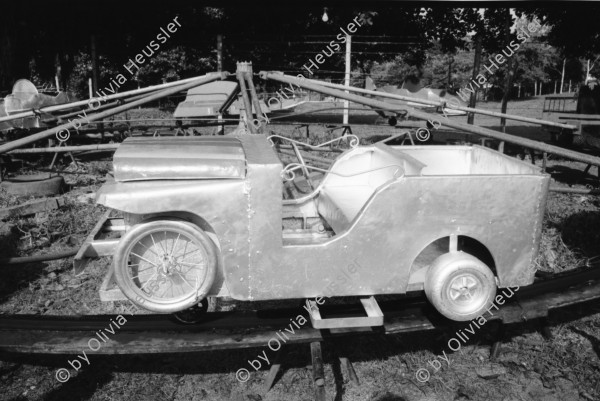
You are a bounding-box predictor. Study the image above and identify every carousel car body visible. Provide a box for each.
[0,79,74,131]
[91,134,550,321]
[364,76,467,126]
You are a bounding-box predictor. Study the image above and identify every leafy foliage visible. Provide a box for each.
[66,53,121,99]
[135,46,216,85]
[1,4,599,97]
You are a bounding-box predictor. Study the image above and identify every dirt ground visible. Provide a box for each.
[1,96,599,401]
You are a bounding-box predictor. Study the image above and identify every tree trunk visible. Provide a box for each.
[500,9,514,131]
[500,59,518,131]
[467,36,482,125]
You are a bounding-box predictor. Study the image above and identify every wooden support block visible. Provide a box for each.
[0,196,65,220]
[311,341,326,401]
[340,357,359,385]
[263,348,285,394]
[540,318,554,341]
[490,321,505,361]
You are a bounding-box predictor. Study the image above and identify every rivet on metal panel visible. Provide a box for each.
[229,248,234,252]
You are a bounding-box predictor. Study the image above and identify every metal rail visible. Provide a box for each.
[1,267,599,354]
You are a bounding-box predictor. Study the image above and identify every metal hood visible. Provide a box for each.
[113,136,246,182]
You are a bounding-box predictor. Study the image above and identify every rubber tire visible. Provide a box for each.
[424,252,496,322]
[0,174,64,196]
[113,220,218,313]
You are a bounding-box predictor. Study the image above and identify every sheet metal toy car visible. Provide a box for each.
[88,134,549,321]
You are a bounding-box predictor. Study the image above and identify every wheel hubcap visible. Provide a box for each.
[447,274,482,305]
[127,230,207,302]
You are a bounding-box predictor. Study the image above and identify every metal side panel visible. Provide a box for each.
[235,134,284,300]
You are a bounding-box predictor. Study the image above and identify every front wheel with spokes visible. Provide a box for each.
[114,220,217,313]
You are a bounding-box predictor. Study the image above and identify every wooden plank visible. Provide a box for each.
[340,357,359,385]
[0,197,65,220]
[263,348,285,393]
[0,325,328,354]
[1,269,599,355]
[311,342,326,401]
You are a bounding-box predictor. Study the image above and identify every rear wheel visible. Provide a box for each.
[114,220,217,313]
[424,252,496,321]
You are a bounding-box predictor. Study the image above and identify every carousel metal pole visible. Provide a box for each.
[8,144,119,154]
[46,88,166,123]
[236,62,256,133]
[260,71,600,167]
[244,68,267,127]
[0,75,206,124]
[302,77,576,131]
[0,72,227,154]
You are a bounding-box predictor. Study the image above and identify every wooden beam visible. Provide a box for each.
[1,268,599,354]
[311,342,326,401]
[263,348,285,394]
[0,197,65,220]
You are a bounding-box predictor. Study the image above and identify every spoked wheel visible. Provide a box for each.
[114,220,217,313]
[424,252,496,321]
